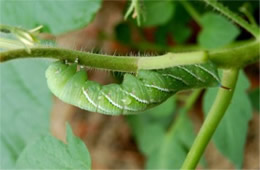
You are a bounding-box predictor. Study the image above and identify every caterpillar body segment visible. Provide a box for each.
[46,61,219,115]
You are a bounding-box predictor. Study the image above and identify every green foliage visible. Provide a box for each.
[0,3,100,168]
[0,0,259,169]
[203,71,253,168]
[124,0,142,26]
[127,96,176,141]
[16,124,91,169]
[198,12,240,49]
[117,2,192,48]
[171,24,192,44]
[0,59,51,168]
[1,0,102,34]
[115,22,132,44]
[146,96,176,119]
[152,2,192,46]
[146,113,196,169]
[127,96,197,169]
[141,0,175,27]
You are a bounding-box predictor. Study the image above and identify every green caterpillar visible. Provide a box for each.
[46,61,219,115]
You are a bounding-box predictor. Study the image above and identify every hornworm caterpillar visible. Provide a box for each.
[46,61,219,115]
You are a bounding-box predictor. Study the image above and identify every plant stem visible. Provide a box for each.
[0,47,208,72]
[138,51,207,70]
[181,69,239,169]
[124,0,141,26]
[167,89,202,133]
[203,0,260,38]
[0,38,24,49]
[209,39,259,68]
[1,39,259,71]
[239,3,258,27]
[134,0,141,26]
[180,0,201,25]
[182,89,202,112]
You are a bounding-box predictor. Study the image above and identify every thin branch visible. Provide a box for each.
[124,0,142,26]
[138,51,207,70]
[0,47,208,73]
[181,68,239,169]
[180,0,201,25]
[209,39,259,68]
[167,89,202,134]
[203,0,260,38]
[1,39,259,71]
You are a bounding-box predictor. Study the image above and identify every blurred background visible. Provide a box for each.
[50,0,259,169]
[1,0,259,169]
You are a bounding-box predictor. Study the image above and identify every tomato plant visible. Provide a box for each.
[0,0,259,169]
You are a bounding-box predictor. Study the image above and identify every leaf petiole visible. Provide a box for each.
[181,68,239,169]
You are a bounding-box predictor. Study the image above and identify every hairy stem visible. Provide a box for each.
[181,69,239,169]
[138,51,207,70]
[1,39,259,71]
[0,47,208,72]
[203,0,260,38]
[209,39,259,68]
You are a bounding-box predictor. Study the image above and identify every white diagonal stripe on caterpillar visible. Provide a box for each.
[161,73,190,86]
[101,91,124,109]
[83,86,146,113]
[82,88,111,114]
[82,88,97,107]
[144,84,171,92]
[46,61,220,115]
[103,92,146,112]
[124,106,142,112]
[120,88,150,104]
[194,64,220,82]
[176,66,205,82]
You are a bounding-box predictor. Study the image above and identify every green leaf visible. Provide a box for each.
[203,71,252,168]
[128,119,165,156]
[127,96,176,155]
[154,26,169,46]
[115,22,132,44]
[144,96,176,119]
[171,2,192,44]
[142,0,175,27]
[153,2,192,45]
[248,88,259,112]
[146,113,195,169]
[198,12,240,49]
[0,59,52,168]
[1,0,102,34]
[172,23,192,44]
[127,96,196,169]
[16,124,91,169]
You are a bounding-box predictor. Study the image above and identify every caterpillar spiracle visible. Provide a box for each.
[46,61,219,115]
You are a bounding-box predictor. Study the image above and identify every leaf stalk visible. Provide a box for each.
[181,69,239,169]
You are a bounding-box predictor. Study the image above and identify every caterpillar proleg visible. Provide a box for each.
[46,61,219,115]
